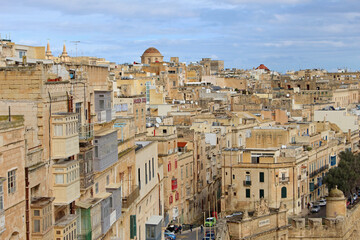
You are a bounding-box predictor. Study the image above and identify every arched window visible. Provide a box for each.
[281,187,287,198]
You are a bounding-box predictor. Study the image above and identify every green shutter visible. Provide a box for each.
[130,215,137,239]
[309,182,314,192]
[281,187,287,198]
[259,189,264,198]
[259,172,264,182]
[246,189,250,198]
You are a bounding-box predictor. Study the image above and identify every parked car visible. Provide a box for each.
[311,205,321,213]
[205,217,217,227]
[165,230,176,240]
[318,199,326,206]
[353,193,358,201]
[166,224,182,233]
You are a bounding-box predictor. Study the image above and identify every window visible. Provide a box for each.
[260,189,264,198]
[138,168,141,190]
[99,100,105,110]
[106,175,110,185]
[18,50,26,58]
[251,156,259,164]
[259,172,264,182]
[34,219,40,233]
[175,159,177,169]
[34,210,40,216]
[54,125,63,136]
[152,158,154,178]
[163,129,167,134]
[168,162,171,172]
[148,160,151,181]
[94,146,98,158]
[281,187,287,198]
[55,174,64,184]
[145,163,148,184]
[245,174,251,181]
[95,183,99,194]
[233,174,235,179]
[8,169,16,194]
[246,189,250,198]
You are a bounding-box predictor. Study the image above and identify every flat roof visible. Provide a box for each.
[54,214,77,227]
[76,198,102,209]
[146,215,163,225]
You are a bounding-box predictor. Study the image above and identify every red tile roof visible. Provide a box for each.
[256,64,270,71]
[177,142,187,148]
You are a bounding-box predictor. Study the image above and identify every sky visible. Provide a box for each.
[1,0,359,72]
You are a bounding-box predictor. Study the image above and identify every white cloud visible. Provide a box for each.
[263,40,346,48]
[223,0,311,4]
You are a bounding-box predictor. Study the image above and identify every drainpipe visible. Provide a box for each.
[25,167,30,240]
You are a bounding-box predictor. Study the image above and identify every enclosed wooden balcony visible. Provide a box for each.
[54,214,77,240]
[52,159,80,205]
[51,113,79,159]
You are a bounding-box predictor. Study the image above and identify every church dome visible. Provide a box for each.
[141,47,163,64]
[142,47,162,56]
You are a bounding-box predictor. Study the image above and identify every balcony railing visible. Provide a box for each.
[279,177,290,183]
[78,123,94,141]
[243,180,251,186]
[122,185,139,209]
[309,164,329,178]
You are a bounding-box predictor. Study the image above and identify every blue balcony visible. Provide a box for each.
[94,130,118,172]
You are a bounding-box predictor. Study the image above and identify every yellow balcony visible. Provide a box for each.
[52,160,80,205]
[54,214,77,240]
[30,197,54,240]
[51,113,79,159]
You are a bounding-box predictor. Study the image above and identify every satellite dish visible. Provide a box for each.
[155,123,160,128]
[156,117,162,124]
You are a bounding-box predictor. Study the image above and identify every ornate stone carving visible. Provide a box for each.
[254,198,270,217]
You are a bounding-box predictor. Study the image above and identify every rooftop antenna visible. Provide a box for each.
[71,41,80,58]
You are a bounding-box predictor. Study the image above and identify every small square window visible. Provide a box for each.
[34,210,40,216]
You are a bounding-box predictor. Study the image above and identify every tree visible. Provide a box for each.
[324,149,360,197]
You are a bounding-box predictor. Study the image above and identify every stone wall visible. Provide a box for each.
[289,201,360,239]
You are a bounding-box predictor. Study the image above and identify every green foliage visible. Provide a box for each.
[324,149,360,197]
